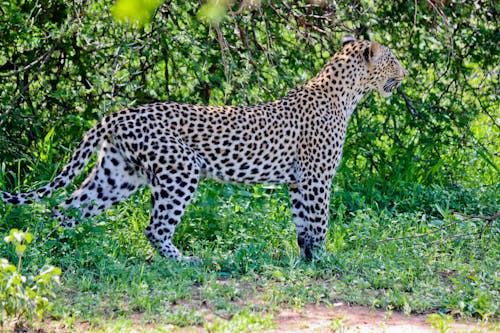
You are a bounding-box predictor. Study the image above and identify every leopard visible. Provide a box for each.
[0,35,407,262]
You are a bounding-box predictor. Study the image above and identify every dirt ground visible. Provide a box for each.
[5,303,495,332]
[269,303,494,333]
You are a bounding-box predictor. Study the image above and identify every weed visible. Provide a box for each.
[0,229,61,329]
[329,316,347,333]
[426,313,455,333]
[0,177,498,330]
[205,310,275,333]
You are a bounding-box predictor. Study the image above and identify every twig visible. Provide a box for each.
[375,212,499,244]
[375,220,459,243]
[213,24,233,97]
[397,87,419,117]
[452,211,499,239]
[279,0,328,34]
[425,0,450,27]
[451,211,500,222]
[415,231,480,249]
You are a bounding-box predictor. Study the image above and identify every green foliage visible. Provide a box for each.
[0,229,61,329]
[426,313,455,333]
[205,310,275,332]
[0,0,498,330]
[112,0,163,26]
[198,0,229,25]
[0,0,497,188]
[0,183,497,328]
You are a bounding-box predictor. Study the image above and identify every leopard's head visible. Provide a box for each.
[342,35,407,97]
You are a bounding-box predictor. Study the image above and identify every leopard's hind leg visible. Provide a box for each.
[144,142,202,262]
[54,140,147,227]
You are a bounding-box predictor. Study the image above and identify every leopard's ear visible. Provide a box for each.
[342,35,356,47]
[363,41,382,64]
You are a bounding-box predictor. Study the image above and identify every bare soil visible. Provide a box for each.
[4,304,494,332]
[268,303,493,333]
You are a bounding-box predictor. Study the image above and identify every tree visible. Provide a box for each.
[0,0,497,189]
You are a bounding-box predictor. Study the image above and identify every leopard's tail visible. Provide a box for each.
[0,115,115,205]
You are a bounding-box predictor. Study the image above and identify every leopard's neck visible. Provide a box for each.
[306,57,367,121]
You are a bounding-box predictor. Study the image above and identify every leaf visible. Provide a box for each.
[111,0,163,26]
[15,244,27,257]
[4,228,19,243]
[25,232,33,244]
[197,0,228,25]
[434,204,448,219]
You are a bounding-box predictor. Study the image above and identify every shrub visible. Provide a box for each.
[0,229,61,329]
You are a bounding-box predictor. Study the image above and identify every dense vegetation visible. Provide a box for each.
[0,0,498,331]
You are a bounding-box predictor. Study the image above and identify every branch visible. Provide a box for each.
[397,87,419,118]
[0,40,60,78]
[451,211,500,222]
[375,220,459,243]
[375,211,499,244]
[452,211,499,239]
[279,1,328,34]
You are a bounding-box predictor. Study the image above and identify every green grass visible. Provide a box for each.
[0,175,498,331]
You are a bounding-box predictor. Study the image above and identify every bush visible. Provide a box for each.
[0,229,61,329]
[0,1,497,188]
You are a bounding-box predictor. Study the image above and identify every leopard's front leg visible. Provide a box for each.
[288,174,332,260]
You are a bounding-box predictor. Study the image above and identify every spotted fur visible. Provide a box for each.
[0,36,406,261]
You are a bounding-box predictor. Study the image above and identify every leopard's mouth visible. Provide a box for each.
[383,78,402,93]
